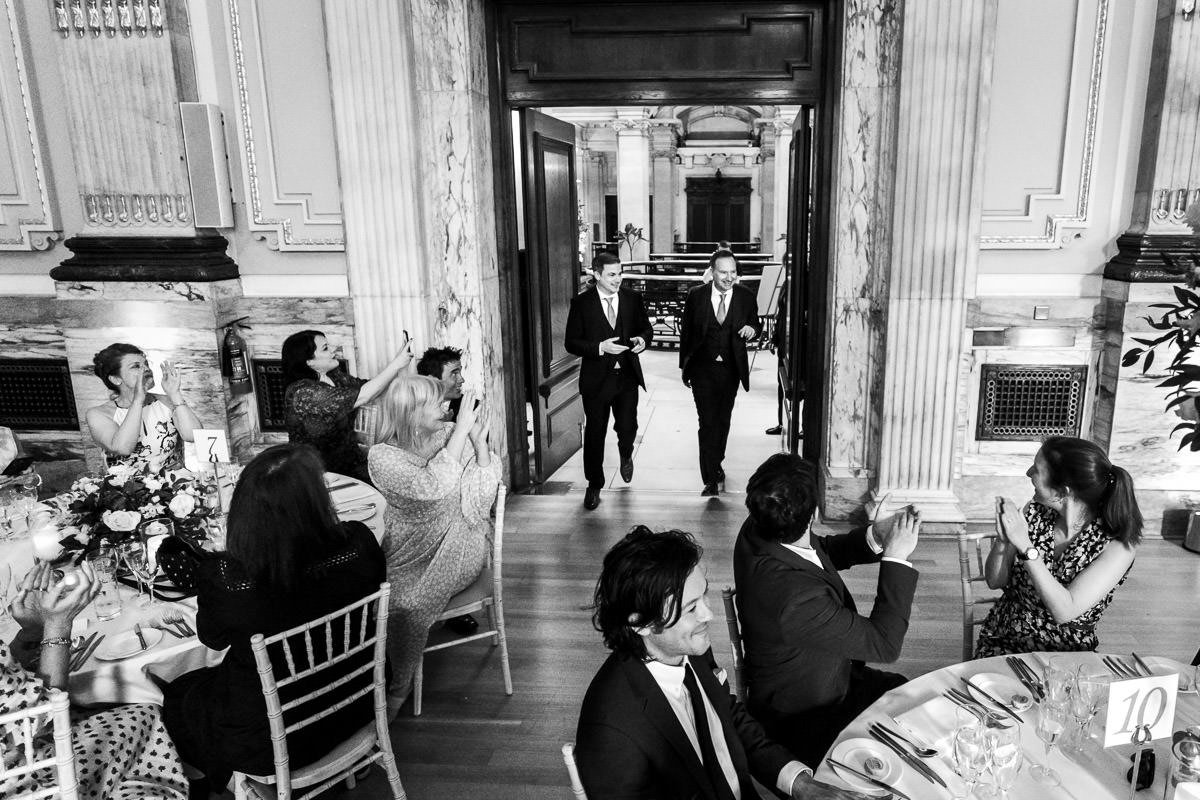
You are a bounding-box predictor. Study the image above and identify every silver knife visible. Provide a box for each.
[869,725,947,788]
[827,757,912,800]
[133,623,148,651]
[962,676,1024,723]
[1131,653,1154,677]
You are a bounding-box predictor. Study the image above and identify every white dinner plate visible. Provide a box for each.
[94,628,163,661]
[337,502,378,522]
[828,737,902,796]
[965,672,1027,708]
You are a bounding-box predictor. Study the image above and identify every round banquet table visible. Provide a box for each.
[814,652,1200,799]
[0,471,386,706]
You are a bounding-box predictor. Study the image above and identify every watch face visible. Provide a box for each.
[1023,547,1039,561]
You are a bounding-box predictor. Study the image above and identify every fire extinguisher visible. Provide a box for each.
[221,317,253,396]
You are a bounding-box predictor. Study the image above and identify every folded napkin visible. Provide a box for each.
[332,486,377,505]
[894,695,961,746]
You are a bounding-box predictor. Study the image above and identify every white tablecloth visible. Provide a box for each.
[0,471,387,706]
[815,652,1199,799]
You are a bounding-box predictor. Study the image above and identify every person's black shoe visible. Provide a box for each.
[584,486,601,510]
[445,614,478,636]
[715,468,725,485]
[701,483,719,497]
[620,457,634,483]
[765,425,783,435]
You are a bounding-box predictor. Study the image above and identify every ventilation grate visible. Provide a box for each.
[0,359,79,431]
[977,364,1087,441]
[252,358,348,433]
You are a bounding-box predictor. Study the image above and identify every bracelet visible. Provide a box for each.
[40,637,71,648]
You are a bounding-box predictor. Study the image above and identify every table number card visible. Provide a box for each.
[193,429,231,464]
[1103,672,1179,748]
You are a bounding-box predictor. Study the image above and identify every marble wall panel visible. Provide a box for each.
[0,297,63,359]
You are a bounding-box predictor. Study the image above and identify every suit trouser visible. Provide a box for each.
[582,368,639,489]
[689,358,740,486]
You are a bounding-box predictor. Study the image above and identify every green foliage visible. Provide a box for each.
[617,223,647,262]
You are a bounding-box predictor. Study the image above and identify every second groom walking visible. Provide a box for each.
[565,252,653,510]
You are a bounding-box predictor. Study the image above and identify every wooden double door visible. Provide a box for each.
[686,176,752,244]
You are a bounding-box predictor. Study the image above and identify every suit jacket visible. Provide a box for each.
[679,283,761,390]
[733,519,919,720]
[576,651,795,800]
[565,285,654,393]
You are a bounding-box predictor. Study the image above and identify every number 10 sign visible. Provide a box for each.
[1103,672,1178,748]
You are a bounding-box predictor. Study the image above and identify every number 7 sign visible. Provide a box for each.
[1104,672,1178,748]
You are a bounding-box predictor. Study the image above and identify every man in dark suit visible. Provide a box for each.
[576,526,871,800]
[734,454,921,767]
[680,249,762,496]
[564,252,654,510]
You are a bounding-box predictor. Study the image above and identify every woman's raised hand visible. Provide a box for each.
[160,360,183,401]
[997,496,1032,550]
[457,390,479,429]
[37,563,98,634]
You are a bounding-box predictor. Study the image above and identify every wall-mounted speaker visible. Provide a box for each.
[180,102,235,229]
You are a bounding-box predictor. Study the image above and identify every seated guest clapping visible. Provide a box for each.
[281,329,414,482]
[368,376,500,715]
[576,526,871,800]
[87,343,200,469]
[161,443,386,792]
[734,454,920,767]
[5,562,188,799]
[975,436,1142,658]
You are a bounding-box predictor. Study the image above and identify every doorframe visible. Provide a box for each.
[485,1,844,491]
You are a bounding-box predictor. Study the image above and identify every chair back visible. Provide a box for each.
[354,403,380,447]
[247,583,391,795]
[0,689,78,800]
[561,743,588,800]
[720,586,746,702]
[959,529,1001,661]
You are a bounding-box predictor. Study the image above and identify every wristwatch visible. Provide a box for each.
[1017,546,1040,563]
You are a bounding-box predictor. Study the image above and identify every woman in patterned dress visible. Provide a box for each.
[281,330,414,483]
[3,562,187,799]
[368,375,500,714]
[87,343,201,470]
[974,436,1143,658]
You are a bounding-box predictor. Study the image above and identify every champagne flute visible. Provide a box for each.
[1030,700,1067,784]
[979,713,1020,800]
[1071,668,1109,747]
[952,722,988,799]
[119,540,149,603]
[1043,656,1074,704]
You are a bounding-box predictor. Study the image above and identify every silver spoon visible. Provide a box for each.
[887,716,939,757]
[878,720,938,758]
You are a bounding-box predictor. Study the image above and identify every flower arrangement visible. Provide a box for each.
[36,453,215,558]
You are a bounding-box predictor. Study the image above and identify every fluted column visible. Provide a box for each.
[324,1,428,374]
[772,122,793,262]
[650,125,677,253]
[757,121,779,252]
[614,115,652,262]
[874,0,998,526]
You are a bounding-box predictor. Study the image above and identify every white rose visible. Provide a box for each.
[140,501,165,518]
[143,476,163,492]
[30,520,64,561]
[101,509,142,532]
[106,464,137,484]
[168,493,197,518]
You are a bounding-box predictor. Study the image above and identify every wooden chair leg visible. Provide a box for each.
[495,597,513,696]
[378,746,408,799]
[413,658,424,716]
[485,601,499,646]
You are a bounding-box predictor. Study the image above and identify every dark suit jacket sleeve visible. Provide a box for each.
[630,290,653,346]
[728,687,798,786]
[820,525,882,570]
[564,293,601,361]
[576,720,660,799]
[775,560,919,664]
[741,286,762,337]
[679,287,699,371]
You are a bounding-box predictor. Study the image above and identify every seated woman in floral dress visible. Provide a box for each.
[3,562,187,800]
[281,330,415,483]
[974,436,1143,658]
[86,343,201,470]
[368,375,500,714]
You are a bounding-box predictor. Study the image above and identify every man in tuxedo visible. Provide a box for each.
[734,454,921,767]
[680,249,762,496]
[564,252,653,510]
[575,526,871,800]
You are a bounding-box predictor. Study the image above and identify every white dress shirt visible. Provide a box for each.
[597,288,621,361]
[781,527,912,569]
[644,659,809,798]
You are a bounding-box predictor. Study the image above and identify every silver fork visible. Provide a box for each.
[944,688,987,721]
[161,612,195,637]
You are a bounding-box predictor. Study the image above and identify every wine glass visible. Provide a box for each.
[1071,668,1110,747]
[1030,700,1067,784]
[0,488,16,541]
[1043,656,1074,704]
[983,718,1023,800]
[952,721,988,799]
[118,540,154,606]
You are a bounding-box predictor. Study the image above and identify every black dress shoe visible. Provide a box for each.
[701,483,719,497]
[765,425,784,435]
[715,468,725,485]
[620,457,634,483]
[445,614,478,636]
[584,486,601,510]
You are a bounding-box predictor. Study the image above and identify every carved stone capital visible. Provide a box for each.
[611,119,652,134]
[1103,232,1200,282]
[51,235,239,281]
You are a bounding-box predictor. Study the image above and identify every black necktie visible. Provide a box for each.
[682,664,737,800]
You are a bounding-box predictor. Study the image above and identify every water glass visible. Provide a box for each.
[1070,668,1110,748]
[1043,656,1075,704]
[1030,700,1067,785]
[87,550,123,621]
[952,721,988,799]
[982,716,1023,799]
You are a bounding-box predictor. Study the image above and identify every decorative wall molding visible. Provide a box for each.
[225,0,345,251]
[979,0,1109,249]
[51,0,165,39]
[0,0,60,251]
[1152,187,1199,228]
[81,192,189,227]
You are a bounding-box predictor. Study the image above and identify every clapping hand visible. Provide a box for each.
[600,337,629,355]
[456,390,479,429]
[995,496,1032,550]
[160,360,183,402]
[879,504,920,561]
[14,561,98,636]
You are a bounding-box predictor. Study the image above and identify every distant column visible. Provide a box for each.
[874,0,998,528]
[772,122,793,262]
[614,117,652,262]
[650,124,678,253]
[758,122,779,253]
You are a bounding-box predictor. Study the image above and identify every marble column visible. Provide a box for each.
[583,149,607,248]
[758,123,778,252]
[872,0,998,527]
[820,0,903,518]
[614,117,652,262]
[772,122,793,262]
[323,0,429,374]
[650,125,677,253]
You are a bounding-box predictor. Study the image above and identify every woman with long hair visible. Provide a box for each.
[87,343,201,469]
[280,329,414,482]
[161,443,386,794]
[974,436,1143,657]
[368,374,500,715]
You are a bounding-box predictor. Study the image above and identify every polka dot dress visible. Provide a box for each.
[0,642,188,799]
